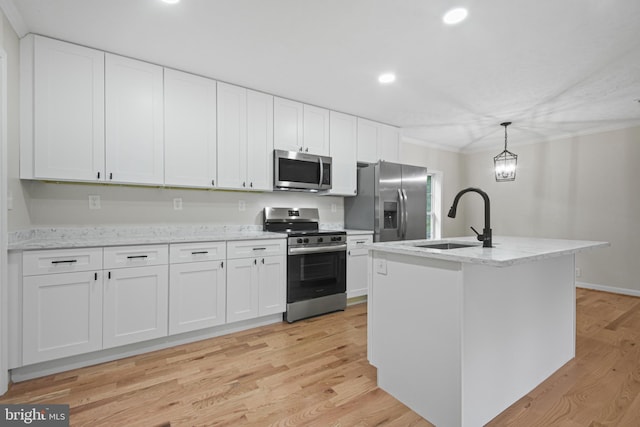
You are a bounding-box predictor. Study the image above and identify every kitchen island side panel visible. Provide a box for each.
[461,254,576,426]
[370,251,464,427]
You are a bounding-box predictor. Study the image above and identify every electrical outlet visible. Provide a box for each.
[7,190,13,210]
[376,258,387,275]
[238,200,246,212]
[173,198,183,211]
[88,195,101,210]
[331,203,337,213]
[575,268,581,278]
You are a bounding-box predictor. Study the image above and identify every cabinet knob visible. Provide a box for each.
[305,147,309,152]
[221,261,224,268]
[212,179,215,186]
[97,172,101,179]
[261,258,265,264]
[243,182,246,187]
[250,182,253,188]
[109,172,113,180]
[254,259,257,265]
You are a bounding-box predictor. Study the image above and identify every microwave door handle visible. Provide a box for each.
[318,157,324,189]
[397,189,403,238]
[402,188,408,239]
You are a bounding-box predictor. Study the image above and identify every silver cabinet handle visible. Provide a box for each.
[191,251,208,255]
[51,259,77,264]
[252,247,267,251]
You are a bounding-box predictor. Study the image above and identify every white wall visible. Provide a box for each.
[462,126,640,293]
[21,181,344,227]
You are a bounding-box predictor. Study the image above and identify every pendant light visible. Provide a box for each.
[493,122,517,182]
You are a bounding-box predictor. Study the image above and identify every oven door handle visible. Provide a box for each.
[288,243,347,255]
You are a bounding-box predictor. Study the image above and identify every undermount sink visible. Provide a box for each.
[415,242,477,250]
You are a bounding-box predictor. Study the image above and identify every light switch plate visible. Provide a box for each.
[88,195,101,210]
[238,200,246,212]
[173,198,183,210]
[375,258,387,275]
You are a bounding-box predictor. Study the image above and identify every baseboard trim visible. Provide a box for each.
[576,281,640,298]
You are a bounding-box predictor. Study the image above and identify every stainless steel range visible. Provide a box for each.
[263,207,347,323]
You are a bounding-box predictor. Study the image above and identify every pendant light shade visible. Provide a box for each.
[494,122,517,182]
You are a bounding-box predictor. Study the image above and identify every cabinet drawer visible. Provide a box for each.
[226,239,286,259]
[170,242,226,264]
[23,247,103,276]
[347,235,373,257]
[104,245,168,269]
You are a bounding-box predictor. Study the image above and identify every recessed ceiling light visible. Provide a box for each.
[161,0,180,4]
[378,73,396,84]
[443,8,468,25]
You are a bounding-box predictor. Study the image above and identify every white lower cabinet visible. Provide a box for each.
[22,247,104,365]
[347,234,373,298]
[103,245,169,349]
[23,271,103,365]
[103,265,169,349]
[226,239,286,323]
[169,242,226,334]
[18,240,284,368]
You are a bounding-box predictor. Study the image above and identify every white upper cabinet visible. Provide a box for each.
[164,69,217,188]
[329,111,358,196]
[217,82,273,191]
[357,118,400,164]
[246,90,274,191]
[217,82,247,189]
[274,98,329,156]
[21,35,105,181]
[274,97,303,152]
[357,118,379,164]
[379,123,400,163]
[105,53,164,185]
[303,104,330,156]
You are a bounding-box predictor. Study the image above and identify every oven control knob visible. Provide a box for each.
[303,238,309,243]
[318,237,323,243]
[336,236,342,241]
[297,238,303,244]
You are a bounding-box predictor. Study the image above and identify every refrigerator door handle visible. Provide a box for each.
[402,188,409,239]
[397,189,404,238]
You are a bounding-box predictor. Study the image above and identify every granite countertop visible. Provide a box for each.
[8,225,287,251]
[366,235,610,267]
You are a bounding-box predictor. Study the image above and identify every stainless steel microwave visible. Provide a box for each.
[273,149,332,191]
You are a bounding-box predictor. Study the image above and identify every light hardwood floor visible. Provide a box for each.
[1,288,639,426]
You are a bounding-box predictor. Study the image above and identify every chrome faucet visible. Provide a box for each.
[447,187,493,248]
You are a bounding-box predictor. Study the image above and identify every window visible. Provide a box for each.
[426,171,442,240]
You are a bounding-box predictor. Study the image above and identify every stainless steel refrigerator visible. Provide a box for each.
[344,161,428,242]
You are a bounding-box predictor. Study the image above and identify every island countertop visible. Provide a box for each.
[366,235,609,267]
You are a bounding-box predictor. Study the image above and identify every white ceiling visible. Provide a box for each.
[3,0,640,152]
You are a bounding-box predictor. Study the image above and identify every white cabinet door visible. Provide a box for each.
[329,111,358,196]
[105,54,164,185]
[357,118,379,164]
[164,69,217,188]
[169,260,226,334]
[246,90,274,191]
[347,234,373,298]
[379,123,400,162]
[274,97,303,152]
[226,258,259,323]
[356,118,400,163]
[258,255,286,316]
[27,35,105,181]
[23,271,103,364]
[303,104,330,156]
[217,82,248,189]
[103,265,169,348]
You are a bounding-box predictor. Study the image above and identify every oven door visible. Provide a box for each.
[287,247,346,303]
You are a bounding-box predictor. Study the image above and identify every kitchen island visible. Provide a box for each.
[366,236,608,427]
